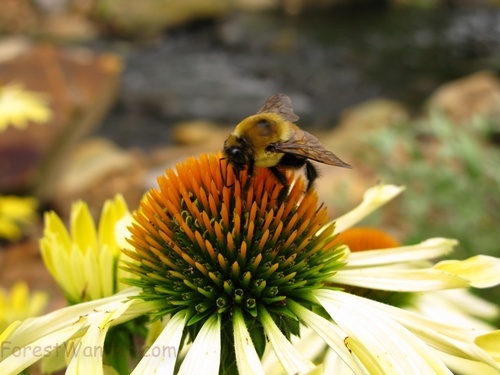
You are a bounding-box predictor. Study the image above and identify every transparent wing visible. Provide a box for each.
[256,93,299,123]
[274,129,352,168]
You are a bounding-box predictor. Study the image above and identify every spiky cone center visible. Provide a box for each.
[124,154,344,329]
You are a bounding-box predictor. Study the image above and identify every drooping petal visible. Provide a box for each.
[330,265,470,291]
[0,316,88,374]
[475,331,500,362]
[315,289,500,372]
[437,351,500,375]
[434,255,500,288]
[344,238,458,268]
[323,348,358,375]
[178,314,221,375]
[287,299,362,373]
[0,321,21,343]
[233,309,265,375]
[260,307,315,375]
[409,289,499,330]
[67,300,134,375]
[313,289,453,375]
[5,288,142,350]
[132,311,188,375]
[329,184,405,234]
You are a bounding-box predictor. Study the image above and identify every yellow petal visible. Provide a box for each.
[345,238,457,268]
[67,300,134,375]
[313,289,453,374]
[475,331,500,362]
[0,316,87,374]
[287,299,362,373]
[330,184,405,234]
[178,314,221,375]
[260,307,315,374]
[98,194,129,252]
[233,309,265,375]
[331,266,469,291]
[70,201,97,253]
[0,321,21,343]
[434,255,500,288]
[132,311,187,375]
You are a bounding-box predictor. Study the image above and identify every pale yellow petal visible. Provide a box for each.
[67,300,133,375]
[0,316,87,374]
[260,307,315,374]
[330,184,405,234]
[345,238,457,268]
[178,314,221,375]
[287,299,362,373]
[132,311,187,375]
[0,321,21,343]
[233,309,265,375]
[331,266,469,291]
[475,331,500,362]
[434,255,500,288]
[313,289,453,375]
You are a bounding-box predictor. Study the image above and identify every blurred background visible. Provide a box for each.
[0,0,499,318]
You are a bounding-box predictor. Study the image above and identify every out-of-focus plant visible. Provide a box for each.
[0,282,47,333]
[362,112,500,304]
[0,83,51,132]
[364,112,499,259]
[0,195,38,242]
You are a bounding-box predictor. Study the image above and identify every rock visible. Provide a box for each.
[51,137,146,219]
[0,0,98,42]
[426,71,500,122]
[325,98,409,158]
[0,41,122,198]
[40,13,98,42]
[312,99,410,213]
[0,0,40,35]
[172,120,228,147]
[93,0,234,38]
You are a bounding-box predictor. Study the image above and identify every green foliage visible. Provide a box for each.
[364,112,500,260]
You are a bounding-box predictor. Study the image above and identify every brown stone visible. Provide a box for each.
[426,71,500,122]
[0,41,122,198]
[51,137,146,219]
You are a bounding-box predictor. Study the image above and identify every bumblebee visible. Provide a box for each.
[223,93,351,191]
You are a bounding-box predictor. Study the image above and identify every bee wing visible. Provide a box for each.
[256,93,300,123]
[274,129,352,168]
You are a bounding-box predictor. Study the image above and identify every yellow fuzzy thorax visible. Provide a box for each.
[232,113,296,167]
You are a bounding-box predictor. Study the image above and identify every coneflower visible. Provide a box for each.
[1,153,499,375]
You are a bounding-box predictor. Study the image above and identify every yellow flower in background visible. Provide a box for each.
[0,83,52,132]
[40,194,134,304]
[1,154,499,375]
[0,282,47,333]
[0,195,38,241]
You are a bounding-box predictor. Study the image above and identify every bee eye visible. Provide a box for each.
[228,148,246,164]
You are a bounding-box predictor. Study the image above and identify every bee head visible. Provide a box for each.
[223,134,252,170]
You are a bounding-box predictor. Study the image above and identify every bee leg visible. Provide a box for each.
[269,166,288,187]
[269,166,289,203]
[243,160,255,191]
[305,161,318,191]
